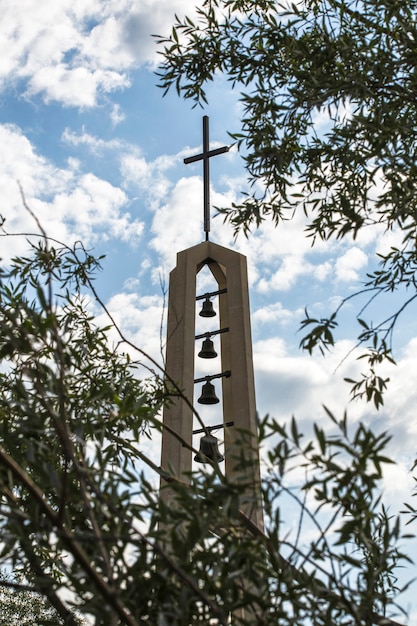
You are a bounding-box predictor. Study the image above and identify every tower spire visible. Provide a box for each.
[160,118,263,623]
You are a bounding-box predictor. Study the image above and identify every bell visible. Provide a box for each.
[194,433,224,464]
[198,337,217,359]
[197,381,220,404]
[199,297,216,318]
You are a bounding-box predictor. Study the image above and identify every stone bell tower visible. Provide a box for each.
[159,117,263,531]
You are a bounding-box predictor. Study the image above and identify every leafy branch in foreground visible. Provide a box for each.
[0,569,82,625]
[0,212,414,624]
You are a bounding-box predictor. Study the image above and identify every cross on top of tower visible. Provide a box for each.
[184,116,229,241]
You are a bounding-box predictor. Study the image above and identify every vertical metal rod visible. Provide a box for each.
[203,116,210,240]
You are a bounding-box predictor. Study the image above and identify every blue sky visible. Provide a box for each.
[1,0,417,619]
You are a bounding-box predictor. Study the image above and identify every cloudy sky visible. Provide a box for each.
[1,0,416,619]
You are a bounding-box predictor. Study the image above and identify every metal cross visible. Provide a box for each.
[184,116,229,241]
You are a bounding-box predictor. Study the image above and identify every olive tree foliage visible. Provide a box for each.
[156,0,417,406]
[0,570,69,625]
[0,218,165,624]
[0,210,413,624]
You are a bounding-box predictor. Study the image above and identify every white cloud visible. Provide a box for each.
[93,291,166,371]
[335,246,368,282]
[121,151,180,208]
[252,301,300,327]
[257,255,315,292]
[0,0,199,108]
[0,123,144,259]
[62,128,126,152]
[27,65,129,108]
[254,338,342,418]
[123,277,140,291]
[221,206,336,293]
[50,172,143,244]
[62,128,182,210]
[110,103,126,126]
[150,176,207,267]
[252,331,417,474]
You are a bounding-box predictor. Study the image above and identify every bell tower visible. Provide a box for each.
[159,117,263,531]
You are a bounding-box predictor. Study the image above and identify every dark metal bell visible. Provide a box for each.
[199,297,216,318]
[194,433,224,464]
[198,337,217,359]
[197,381,220,404]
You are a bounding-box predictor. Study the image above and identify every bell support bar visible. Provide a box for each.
[196,288,227,301]
[193,421,234,435]
[195,327,229,340]
[194,370,231,384]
